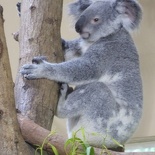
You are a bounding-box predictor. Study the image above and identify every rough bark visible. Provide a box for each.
[0,5,32,155]
[18,114,66,155]
[15,0,63,129]
[18,114,155,155]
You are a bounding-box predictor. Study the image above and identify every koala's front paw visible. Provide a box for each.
[20,56,47,80]
[20,64,40,80]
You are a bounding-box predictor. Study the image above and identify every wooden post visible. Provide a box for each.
[0,5,32,155]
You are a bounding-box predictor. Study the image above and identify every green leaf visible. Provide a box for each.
[35,148,41,155]
[64,139,75,155]
[111,138,124,148]
[86,146,95,155]
[48,143,59,155]
[80,127,86,141]
[65,138,74,148]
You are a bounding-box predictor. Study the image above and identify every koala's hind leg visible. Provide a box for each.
[56,83,73,117]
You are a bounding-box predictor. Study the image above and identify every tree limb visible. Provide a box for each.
[17,114,155,155]
[18,114,66,155]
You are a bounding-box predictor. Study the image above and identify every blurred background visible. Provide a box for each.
[0,0,155,151]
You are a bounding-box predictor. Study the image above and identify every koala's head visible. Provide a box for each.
[75,0,142,42]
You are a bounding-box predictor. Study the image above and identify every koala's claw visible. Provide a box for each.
[20,64,37,75]
[24,74,38,80]
[20,57,49,80]
[32,56,47,64]
[20,63,41,80]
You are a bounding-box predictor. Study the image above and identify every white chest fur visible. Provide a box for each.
[80,40,93,55]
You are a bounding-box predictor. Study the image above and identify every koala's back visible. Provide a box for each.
[66,82,142,148]
[66,28,143,148]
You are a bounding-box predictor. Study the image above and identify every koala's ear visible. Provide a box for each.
[114,0,142,30]
[68,0,91,20]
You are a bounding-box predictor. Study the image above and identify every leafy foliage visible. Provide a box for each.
[35,131,59,155]
[35,128,124,155]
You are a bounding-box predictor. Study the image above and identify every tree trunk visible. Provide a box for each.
[15,0,63,129]
[0,5,32,155]
[14,0,63,154]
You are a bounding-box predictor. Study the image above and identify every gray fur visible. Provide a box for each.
[20,0,143,149]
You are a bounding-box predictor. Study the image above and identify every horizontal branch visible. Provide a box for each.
[17,114,66,155]
[17,114,155,155]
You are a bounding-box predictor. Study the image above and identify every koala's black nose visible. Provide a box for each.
[75,15,86,33]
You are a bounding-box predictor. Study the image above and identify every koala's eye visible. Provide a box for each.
[94,18,99,22]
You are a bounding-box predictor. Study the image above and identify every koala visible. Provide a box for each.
[20,0,143,150]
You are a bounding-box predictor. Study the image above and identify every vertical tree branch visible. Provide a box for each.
[15,0,63,130]
[0,5,32,155]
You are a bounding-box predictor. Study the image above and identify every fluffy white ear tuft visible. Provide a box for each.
[114,0,142,31]
[68,0,91,20]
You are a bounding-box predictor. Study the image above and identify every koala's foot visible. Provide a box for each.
[108,146,125,152]
[59,83,73,100]
[60,83,69,98]
[20,56,47,80]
